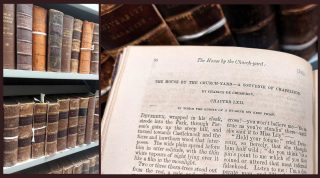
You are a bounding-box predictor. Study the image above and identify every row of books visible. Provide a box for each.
[22,149,99,174]
[3,94,99,167]
[3,4,99,74]
[100,4,319,91]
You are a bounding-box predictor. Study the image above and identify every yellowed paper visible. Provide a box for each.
[102,46,314,174]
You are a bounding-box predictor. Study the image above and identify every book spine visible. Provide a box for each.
[4,103,20,167]
[77,97,89,145]
[222,5,279,49]
[100,54,115,91]
[90,23,99,74]
[79,21,94,74]
[32,103,47,158]
[45,103,59,155]
[47,9,63,72]
[3,4,15,69]
[100,4,178,58]
[70,19,83,73]
[18,102,33,162]
[157,4,236,46]
[95,154,99,174]
[72,161,83,174]
[61,15,74,72]
[32,6,47,71]
[57,99,70,151]
[82,160,90,174]
[92,96,99,141]
[67,98,80,148]
[89,155,96,174]
[85,97,95,144]
[277,5,319,59]
[16,4,33,70]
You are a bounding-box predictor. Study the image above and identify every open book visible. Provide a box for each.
[101,46,318,174]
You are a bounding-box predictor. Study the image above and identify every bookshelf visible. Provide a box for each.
[3,4,99,174]
[3,142,99,174]
[3,69,98,80]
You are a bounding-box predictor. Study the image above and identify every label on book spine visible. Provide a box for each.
[3,4,15,69]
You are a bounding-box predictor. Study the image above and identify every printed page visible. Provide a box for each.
[101,46,314,174]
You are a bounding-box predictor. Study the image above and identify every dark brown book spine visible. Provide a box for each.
[57,99,70,151]
[61,15,74,72]
[79,21,94,74]
[4,103,20,167]
[100,55,115,91]
[32,6,47,71]
[45,103,59,155]
[47,9,64,72]
[222,5,279,50]
[18,102,33,162]
[100,4,178,58]
[77,97,89,145]
[3,4,15,69]
[70,19,83,73]
[156,4,235,46]
[32,103,47,158]
[92,96,99,141]
[90,23,99,74]
[16,4,33,70]
[67,98,80,148]
[277,4,320,59]
[85,97,95,144]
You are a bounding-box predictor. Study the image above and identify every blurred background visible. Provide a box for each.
[100,4,319,109]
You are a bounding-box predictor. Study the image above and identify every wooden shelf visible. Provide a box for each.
[3,142,99,174]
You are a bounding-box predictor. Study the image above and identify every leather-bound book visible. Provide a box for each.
[77,96,89,145]
[277,4,320,59]
[156,4,236,46]
[73,158,84,174]
[3,4,15,69]
[18,98,34,162]
[70,19,83,73]
[47,9,64,72]
[32,6,47,71]
[45,99,59,155]
[4,98,19,167]
[92,96,99,141]
[57,98,70,151]
[100,4,179,58]
[82,159,90,174]
[16,4,33,70]
[222,5,279,50]
[67,96,80,148]
[89,155,96,174]
[85,96,95,144]
[90,23,99,74]
[47,162,62,174]
[79,21,94,74]
[100,54,115,90]
[95,154,99,174]
[32,102,47,158]
[61,15,74,72]
[59,159,74,174]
